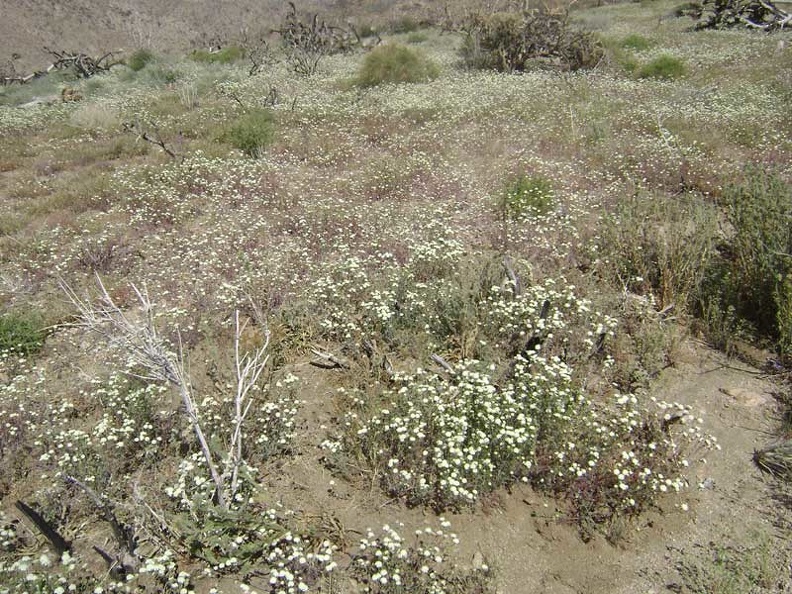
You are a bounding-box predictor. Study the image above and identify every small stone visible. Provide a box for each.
[472,551,484,569]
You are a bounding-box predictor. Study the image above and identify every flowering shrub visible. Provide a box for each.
[352,521,492,594]
[0,6,781,589]
[339,357,573,508]
[326,277,714,529]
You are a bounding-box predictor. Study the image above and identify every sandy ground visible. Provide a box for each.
[255,343,791,594]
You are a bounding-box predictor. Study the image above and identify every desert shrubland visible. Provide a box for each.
[0,1,790,591]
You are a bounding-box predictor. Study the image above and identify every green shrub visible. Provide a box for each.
[700,168,792,355]
[355,44,440,87]
[0,312,45,354]
[127,48,155,72]
[190,46,245,64]
[498,175,555,220]
[407,31,429,44]
[225,109,275,158]
[638,54,686,80]
[620,34,652,51]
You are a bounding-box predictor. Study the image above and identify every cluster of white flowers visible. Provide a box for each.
[264,533,337,594]
[0,548,85,594]
[327,275,714,514]
[353,520,488,593]
[341,355,578,508]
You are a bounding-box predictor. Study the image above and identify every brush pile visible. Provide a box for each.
[694,0,791,30]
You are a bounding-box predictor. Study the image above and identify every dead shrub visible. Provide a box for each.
[461,11,604,72]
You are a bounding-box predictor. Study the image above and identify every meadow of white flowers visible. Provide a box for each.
[0,2,787,591]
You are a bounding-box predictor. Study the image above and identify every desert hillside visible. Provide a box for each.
[0,0,791,592]
[0,0,392,71]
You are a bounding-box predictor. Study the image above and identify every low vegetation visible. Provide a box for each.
[498,174,556,220]
[0,311,45,354]
[0,0,790,591]
[354,43,440,87]
[126,49,156,72]
[224,108,276,157]
[637,54,686,80]
[190,46,246,64]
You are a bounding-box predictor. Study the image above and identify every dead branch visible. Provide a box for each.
[61,277,228,509]
[695,0,791,30]
[503,256,523,296]
[240,28,277,76]
[310,348,351,369]
[122,120,181,161]
[43,47,121,78]
[431,353,456,375]
[226,310,270,499]
[273,2,378,75]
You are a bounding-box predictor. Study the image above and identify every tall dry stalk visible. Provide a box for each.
[62,277,271,509]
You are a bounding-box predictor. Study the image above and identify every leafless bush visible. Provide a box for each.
[460,10,604,72]
[62,278,271,510]
[693,0,791,30]
[274,2,377,75]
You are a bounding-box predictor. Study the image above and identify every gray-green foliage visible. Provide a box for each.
[599,193,719,309]
[0,311,45,354]
[703,168,792,355]
[225,109,275,157]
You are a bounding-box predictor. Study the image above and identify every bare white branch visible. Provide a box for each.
[61,276,228,509]
[227,310,271,498]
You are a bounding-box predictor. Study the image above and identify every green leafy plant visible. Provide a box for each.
[190,46,245,64]
[127,48,155,72]
[0,312,45,354]
[620,34,653,50]
[225,109,276,158]
[701,167,792,355]
[355,43,440,87]
[638,54,686,80]
[498,174,555,220]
